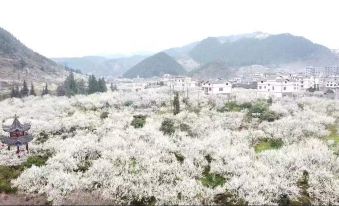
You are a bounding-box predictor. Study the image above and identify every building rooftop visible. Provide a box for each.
[2,115,31,133]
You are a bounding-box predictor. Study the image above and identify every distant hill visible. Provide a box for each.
[53,55,147,77]
[51,32,339,79]
[161,32,339,78]
[124,52,186,78]
[0,27,66,87]
[189,61,235,79]
[189,33,338,66]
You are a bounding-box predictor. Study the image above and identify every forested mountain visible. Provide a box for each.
[124,52,186,78]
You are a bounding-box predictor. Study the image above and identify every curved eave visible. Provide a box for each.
[0,135,33,145]
[3,125,31,133]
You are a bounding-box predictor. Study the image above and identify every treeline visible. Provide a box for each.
[57,73,107,96]
[8,73,108,99]
[10,80,39,98]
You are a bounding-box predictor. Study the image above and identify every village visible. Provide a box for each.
[108,66,339,100]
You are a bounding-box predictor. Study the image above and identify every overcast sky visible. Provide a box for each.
[1,0,338,58]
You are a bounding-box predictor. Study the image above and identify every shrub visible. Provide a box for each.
[179,123,195,137]
[214,192,248,206]
[100,111,109,119]
[172,152,184,163]
[130,196,156,206]
[0,165,21,193]
[131,115,147,128]
[267,97,273,105]
[201,172,226,189]
[218,101,252,112]
[74,160,92,173]
[160,118,175,135]
[124,100,133,107]
[277,194,291,206]
[247,101,281,122]
[260,110,281,122]
[254,138,284,153]
[23,154,50,168]
[36,131,49,144]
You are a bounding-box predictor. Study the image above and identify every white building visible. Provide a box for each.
[305,66,322,77]
[323,77,339,88]
[201,80,232,95]
[167,76,196,91]
[257,77,300,98]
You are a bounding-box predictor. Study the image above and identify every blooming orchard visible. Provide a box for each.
[0,87,338,205]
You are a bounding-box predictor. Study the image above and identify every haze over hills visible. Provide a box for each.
[123,52,186,78]
[52,32,339,79]
[0,27,67,89]
[53,55,147,77]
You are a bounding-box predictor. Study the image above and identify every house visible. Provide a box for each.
[201,80,232,95]
[323,77,339,88]
[257,77,300,98]
[167,76,196,91]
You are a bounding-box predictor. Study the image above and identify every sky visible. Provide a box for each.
[0,0,338,58]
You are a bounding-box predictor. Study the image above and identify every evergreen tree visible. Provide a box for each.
[10,86,20,98]
[77,79,87,95]
[110,83,118,91]
[56,85,66,96]
[41,83,49,96]
[98,78,107,93]
[173,92,180,115]
[64,72,78,96]
[29,83,36,96]
[88,75,98,94]
[20,80,29,97]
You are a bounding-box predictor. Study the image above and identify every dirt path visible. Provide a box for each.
[0,193,48,205]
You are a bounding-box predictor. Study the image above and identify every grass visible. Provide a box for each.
[201,172,226,189]
[0,153,51,193]
[131,115,147,128]
[326,124,339,144]
[254,139,284,153]
[0,165,22,193]
[200,154,225,189]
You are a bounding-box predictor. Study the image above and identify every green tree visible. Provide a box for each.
[20,80,29,97]
[173,92,180,115]
[64,72,78,96]
[77,79,87,95]
[29,83,36,96]
[88,75,98,94]
[41,83,49,96]
[98,78,107,92]
[10,85,20,98]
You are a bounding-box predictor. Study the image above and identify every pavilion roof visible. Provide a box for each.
[2,115,31,132]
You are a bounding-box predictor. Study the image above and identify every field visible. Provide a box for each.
[0,88,338,205]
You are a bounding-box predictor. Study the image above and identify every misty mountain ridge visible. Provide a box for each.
[54,32,339,79]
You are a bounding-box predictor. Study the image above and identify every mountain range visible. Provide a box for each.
[1,26,338,84]
[55,32,339,79]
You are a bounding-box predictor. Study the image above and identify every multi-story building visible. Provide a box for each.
[323,77,339,88]
[305,66,322,77]
[324,66,339,77]
[201,80,232,95]
[257,77,301,98]
[167,76,196,91]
